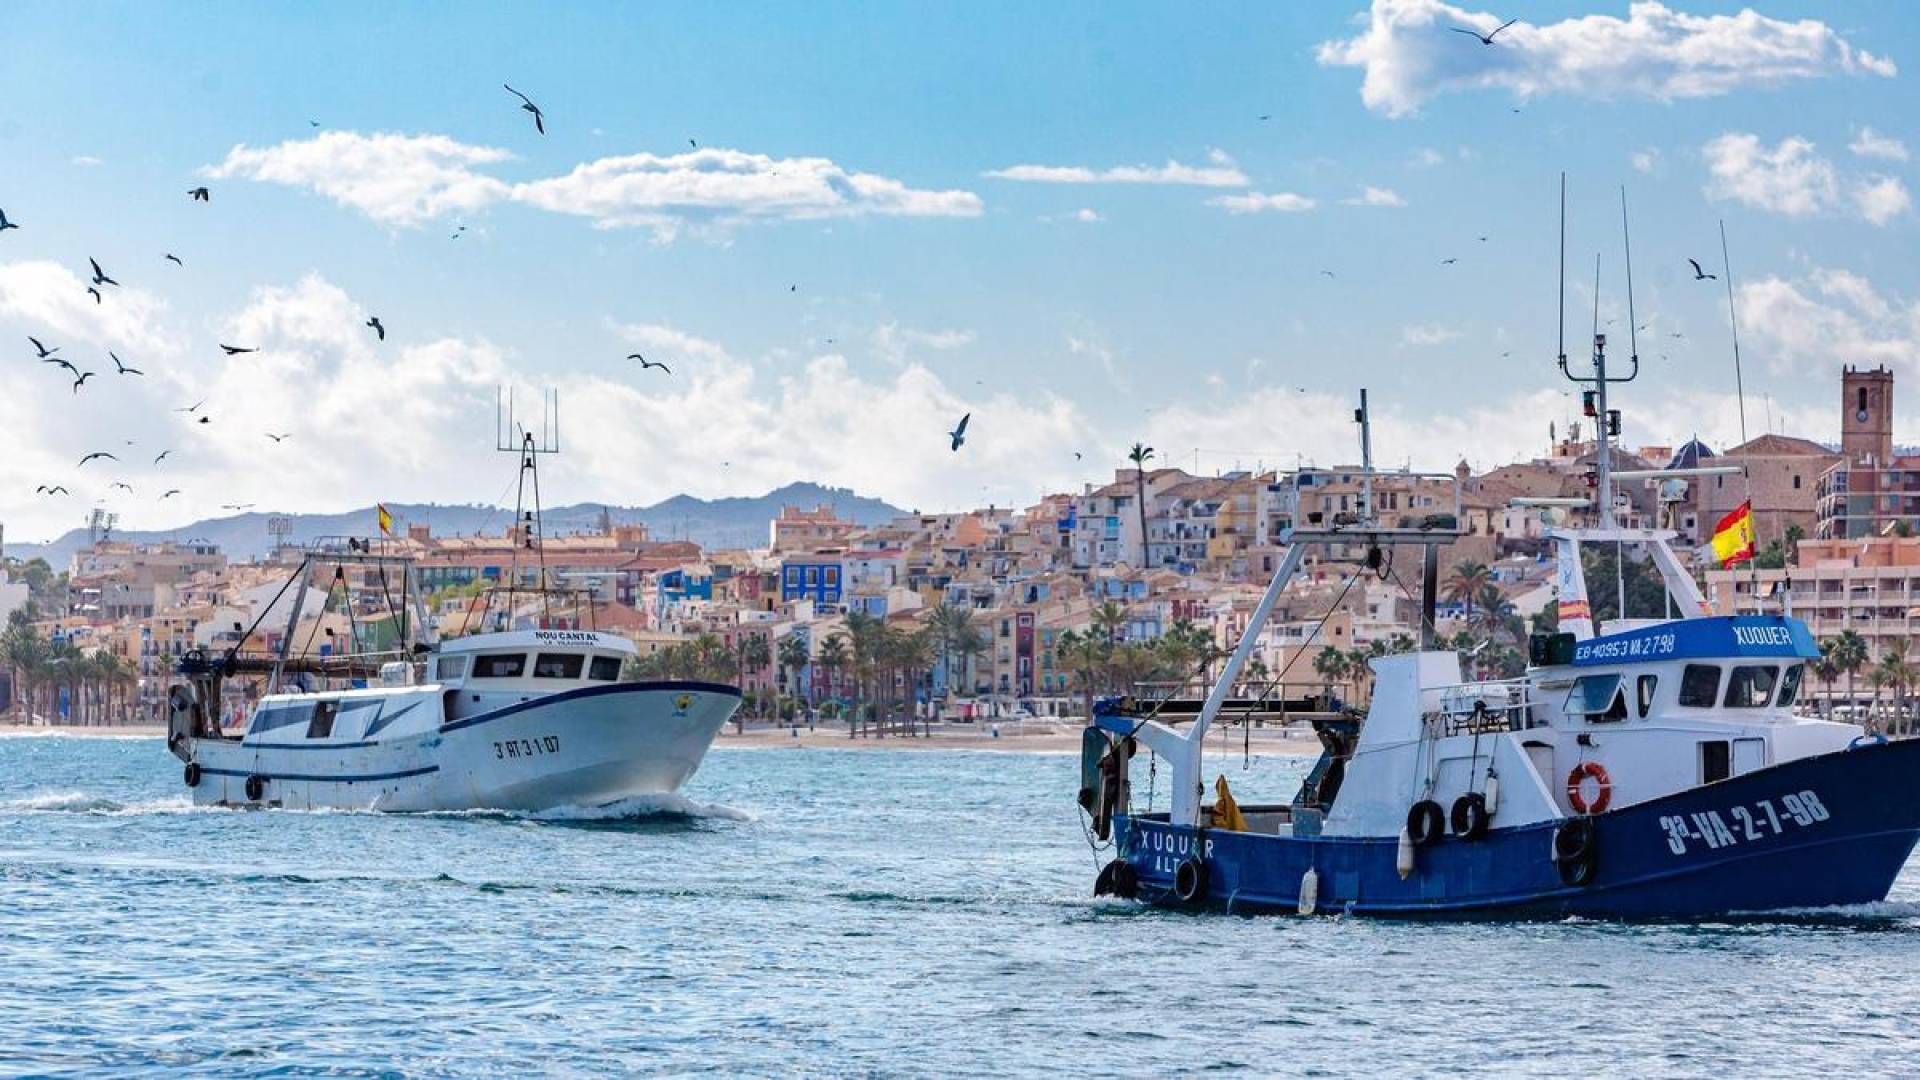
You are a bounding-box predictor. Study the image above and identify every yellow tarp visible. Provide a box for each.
[1212,774,1249,832]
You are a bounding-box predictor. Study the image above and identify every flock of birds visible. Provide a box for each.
[9,34,1736,524]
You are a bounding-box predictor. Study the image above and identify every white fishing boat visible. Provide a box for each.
[164,416,741,811]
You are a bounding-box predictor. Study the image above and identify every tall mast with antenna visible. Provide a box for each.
[1720,219,1749,446]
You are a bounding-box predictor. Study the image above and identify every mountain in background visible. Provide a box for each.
[4,483,907,566]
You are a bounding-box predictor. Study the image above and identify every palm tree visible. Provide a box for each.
[777,634,810,726]
[926,602,975,711]
[818,633,849,701]
[1057,629,1107,721]
[1128,442,1155,567]
[1829,630,1869,717]
[953,622,987,701]
[1811,639,1841,719]
[1312,645,1348,697]
[1445,560,1492,622]
[891,626,937,736]
[1875,640,1916,735]
[1090,600,1128,645]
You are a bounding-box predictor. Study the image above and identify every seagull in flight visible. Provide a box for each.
[35,485,68,495]
[1441,257,1459,265]
[87,286,102,305]
[1688,258,1718,281]
[197,416,211,425]
[71,371,94,393]
[153,450,173,464]
[1451,17,1517,45]
[949,413,970,452]
[89,258,117,287]
[111,351,143,376]
[189,187,210,202]
[220,344,257,355]
[221,503,256,511]
[1319,269,1336,279]
[629,354,671,374]
[265,432,291,443]
[174,400,205,414]
[0,208,17,231]
[111,482,134,493]
[28,336,58,359]
[366,316,385,341]
[164,253,183,266]
[503,84,546,134]
[160,489,182,500]
[47,356,80,376]
[78,451,119,466]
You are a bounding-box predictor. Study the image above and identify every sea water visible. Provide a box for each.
[1,734,1916,1077]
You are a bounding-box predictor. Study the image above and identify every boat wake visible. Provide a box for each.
[521,793,755,823]
[0,790,204,815]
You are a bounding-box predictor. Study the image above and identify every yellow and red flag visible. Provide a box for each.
[377,503,394,537]
[1710,501,1755,566]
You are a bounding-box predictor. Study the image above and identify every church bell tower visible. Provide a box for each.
[1842,365,1894,465]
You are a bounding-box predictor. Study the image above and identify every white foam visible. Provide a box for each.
[520,793,756,822]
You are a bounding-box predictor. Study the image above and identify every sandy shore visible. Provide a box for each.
[1,720,1323,755]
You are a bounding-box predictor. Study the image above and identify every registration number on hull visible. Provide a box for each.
[495,735,560,760]
[1659,790,1829,855]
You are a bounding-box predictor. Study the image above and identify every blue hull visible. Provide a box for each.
[1115,737,1920,918]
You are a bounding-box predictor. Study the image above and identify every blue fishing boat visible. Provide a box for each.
[1080,350,1920,918]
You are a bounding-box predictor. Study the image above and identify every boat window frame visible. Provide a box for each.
[533,652,585,680]
[1636,674,1657,718]
[588,655,623,681]
[1565,673,1624,723]
[1777,663,1804,709]
[1723,664,1779,709]
[471,652,528,679]
[1678,664,1722,708]
[435,655,468,682]
[306,700,338,739]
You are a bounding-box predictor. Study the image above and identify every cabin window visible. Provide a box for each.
[1777,664,1804,708]
[589,656,623,681]
[1565,674,1623,722]
[1724,665,1778,708]
[472,653,527,678]
[250,703,314,735]
[435,656,467,681]
[1701,740,1732,784]
[1636,675,1658,718]
[1678,664,1721,708]
[533,653,585,679]
[306,700,338,739]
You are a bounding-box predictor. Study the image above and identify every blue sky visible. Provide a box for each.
[2,1,1916,540]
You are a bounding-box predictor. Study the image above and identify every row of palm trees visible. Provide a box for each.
[1,611,143,725]
[1809,630,1918,733]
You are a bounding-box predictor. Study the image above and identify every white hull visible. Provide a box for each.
[184,683,739,812]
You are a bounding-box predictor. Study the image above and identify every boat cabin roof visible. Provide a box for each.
[436,628,639,658]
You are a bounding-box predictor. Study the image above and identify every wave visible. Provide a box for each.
[520,793,755,822]
[0,790,206,815]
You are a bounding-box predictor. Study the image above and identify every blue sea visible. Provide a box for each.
[1,734,1917,1077]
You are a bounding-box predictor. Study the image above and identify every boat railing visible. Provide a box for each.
[1422,677,1542,736]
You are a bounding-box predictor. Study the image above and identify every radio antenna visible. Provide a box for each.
[1591,253,1601,343]
[1556,173,1567,371]
[1621,186,1640,366]
[1720,219,1749,446]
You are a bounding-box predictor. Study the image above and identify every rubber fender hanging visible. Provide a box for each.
[183,762,202,788]
[1450,792,1490,841]
[245,774,266,802]
[1405,799,1446,846]
[1553,817,1599,887]
[1565,761,1613,815]
[1093,858,1139,900]
[1173,857,1209,904]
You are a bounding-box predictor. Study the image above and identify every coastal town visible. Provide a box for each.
[4,364,1917,734]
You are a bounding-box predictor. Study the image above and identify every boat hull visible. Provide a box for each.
[188,682,740,812]
[1114,736,1920,918]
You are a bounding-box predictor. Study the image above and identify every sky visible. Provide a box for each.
[1,1,1917,543]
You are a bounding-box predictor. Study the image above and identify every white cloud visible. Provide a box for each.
[1702,133,1837,217]
[1738,266,1919,378]
[1849,127,1909,162]
[610,320,732,367]
[205,134,980,237]
[1072,208,1102,222]
[1853,175,1912,225]
[1400,322,1462,347]
[985,155,1249,187]
[1631,148,1661,174]
[1209,191,1317,214]
[871,323,976,365]
[70,156,102,168]
[0,260,184,357]
[1317,0,1895,118]
[513,148,982,235]
[205,132,514,227]
[1409,147,1445,168]
[1704,132,1910,224]
[1341,185,1406,207]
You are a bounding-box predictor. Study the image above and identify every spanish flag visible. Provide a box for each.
[377,503,394,537]
[1711,501,1755,566]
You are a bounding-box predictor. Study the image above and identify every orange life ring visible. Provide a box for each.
[1566,761,1612,815]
